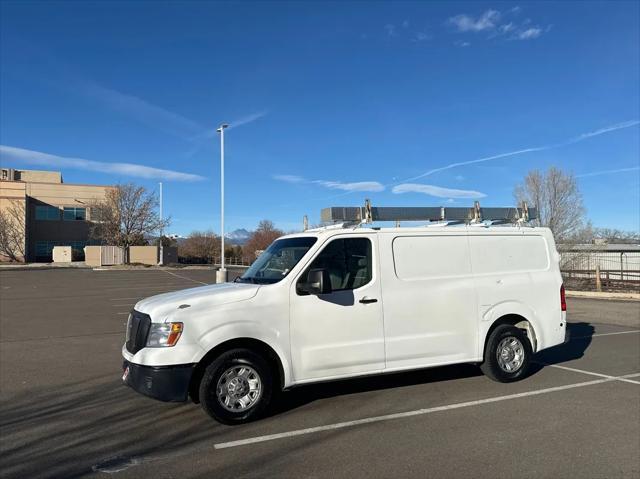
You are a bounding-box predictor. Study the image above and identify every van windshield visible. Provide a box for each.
[235,237,317,285]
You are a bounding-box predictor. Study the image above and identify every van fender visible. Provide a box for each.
[195,321,293,387]
[479,301,543,355]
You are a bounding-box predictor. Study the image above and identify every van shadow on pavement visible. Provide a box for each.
[272,322,596,417]
[529,321,595,374]
[271,363,482,417]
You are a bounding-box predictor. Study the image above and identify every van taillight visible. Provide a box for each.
[560,284,567,312]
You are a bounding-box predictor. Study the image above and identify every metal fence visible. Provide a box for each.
[559,248,640,292]
[178,256,252,266]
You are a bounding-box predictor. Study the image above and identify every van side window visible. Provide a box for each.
[300,238,372,293]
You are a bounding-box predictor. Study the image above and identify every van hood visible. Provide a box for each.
[134,283,260,321]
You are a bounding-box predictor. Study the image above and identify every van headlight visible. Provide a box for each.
[146,322,183,347]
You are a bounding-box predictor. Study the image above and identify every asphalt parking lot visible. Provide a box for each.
[1,268,639,479]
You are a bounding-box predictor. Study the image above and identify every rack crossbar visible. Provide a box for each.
[320,201,537,224]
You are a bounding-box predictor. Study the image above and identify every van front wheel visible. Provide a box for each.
[481,325,532,382]
[199,348,273,424]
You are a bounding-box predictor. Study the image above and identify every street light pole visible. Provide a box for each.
[159,182,163,266]
[216,123,229,283]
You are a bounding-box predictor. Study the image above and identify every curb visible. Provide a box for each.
[92,265,250,271]
[566,291,640,301]
[0,264,92,271]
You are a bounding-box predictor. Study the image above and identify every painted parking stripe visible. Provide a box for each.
[568,330,640,340]
[591,330,640,338]
[162,269,210,285]
[213,373,640,450]
[542,363,640,385]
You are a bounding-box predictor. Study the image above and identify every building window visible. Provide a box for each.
[63,207,86,221]
[35,205,60,221]
[35,240,88,261]
[35,240,62,259]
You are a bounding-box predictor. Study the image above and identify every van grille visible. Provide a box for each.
[126,311,151,354]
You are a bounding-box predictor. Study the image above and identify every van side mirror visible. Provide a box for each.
[305,269,332,295]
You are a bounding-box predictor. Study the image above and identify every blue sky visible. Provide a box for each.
[1,1,638,234]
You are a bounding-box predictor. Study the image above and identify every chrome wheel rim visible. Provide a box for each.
[216,366,262,412]
[496,337,525,373]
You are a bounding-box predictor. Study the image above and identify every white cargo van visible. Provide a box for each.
[122,204,567,424]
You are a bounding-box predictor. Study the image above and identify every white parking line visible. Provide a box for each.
[162,269,209,285]
[591,330,640,338]
[570,330,640,340]
[213,372,640,450]
[542,363,640,385]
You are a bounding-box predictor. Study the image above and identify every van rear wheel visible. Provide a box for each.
[481,325,532,382]
[199,348,273,424]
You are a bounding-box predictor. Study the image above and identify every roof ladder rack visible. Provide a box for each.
[320,200,537,225]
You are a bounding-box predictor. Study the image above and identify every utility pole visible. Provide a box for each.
[216,123,229,283]
[159,182,163,266]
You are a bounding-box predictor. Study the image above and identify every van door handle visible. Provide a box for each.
[359,297,378,304]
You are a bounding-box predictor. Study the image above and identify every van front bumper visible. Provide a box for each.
[122,360,195,402]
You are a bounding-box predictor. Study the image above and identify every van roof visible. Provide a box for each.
[280,224,552,240]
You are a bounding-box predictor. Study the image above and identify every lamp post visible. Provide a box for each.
[158,182,163,266]
[216,123,229,283]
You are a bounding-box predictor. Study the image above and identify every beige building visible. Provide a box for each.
[0,168,112,262]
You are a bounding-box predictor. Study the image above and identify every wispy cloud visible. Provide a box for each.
[499,22,516,34]
[392,183,486,199]
[400,120,639,182]
[198,111,268,141]
[449,10,501,32]
[576,166,640,178]
[80,81,205,140]
[314,180,385,192]
[447,8,547,41]
[272,174,384,192]
[0,145,205,182]
[80,79,266,145]
[568,120,640,142]
[228,111,268,130]
[517,27,542,40]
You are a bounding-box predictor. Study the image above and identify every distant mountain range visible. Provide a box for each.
[225,228,251,245]
[153,228,253,246]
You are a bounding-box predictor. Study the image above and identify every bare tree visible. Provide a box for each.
[0,200,26,262]
[593,227,640,244]
[242,220,284,262]
[89,184,169,262]
[178,230,220,264]
[514,167,585,240]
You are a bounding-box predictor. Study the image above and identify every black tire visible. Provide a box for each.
[199,348,273,425]
[480,324,532,382]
